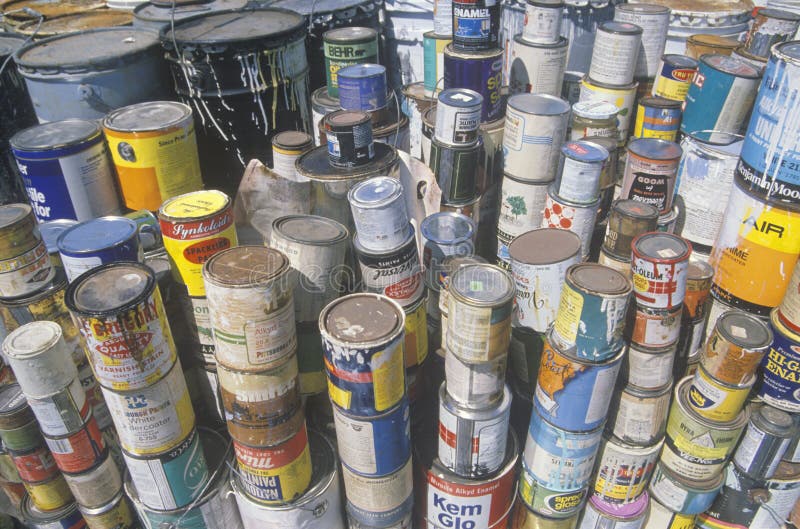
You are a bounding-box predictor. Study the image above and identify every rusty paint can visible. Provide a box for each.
[629,304,682,348]
[61,450,121,509]
[79,491,136,529]
[217,358,300,427]
[683,259,713,321]
[702,311,773,386]
[609,381,672,446]
[624,342,676,391]
[604,200,660,260]
[23,473,73,512]
[43,410,105,474]
[631,232,691,310]
[685,35,740,60]
[621,139,683,215]
[8,443,58,484]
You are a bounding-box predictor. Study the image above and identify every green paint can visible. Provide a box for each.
[324,27,379,98]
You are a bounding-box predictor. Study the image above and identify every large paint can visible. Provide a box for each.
[443,45,504,123]
[13,28,168,123]
[508,36,569,97]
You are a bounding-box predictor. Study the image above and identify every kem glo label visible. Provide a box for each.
[428,486,491,529]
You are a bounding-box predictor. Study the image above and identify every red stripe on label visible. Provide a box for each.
[234,424,308,471]
[323,356,374,384]
[439,422,456,448]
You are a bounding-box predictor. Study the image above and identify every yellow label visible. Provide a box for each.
[238,441,312,503]
[84,497,135,528]
[553,284,583,344]
[161,190,229,218]
[105,125,203,212]
[655,77,690,102]
[328,378,352,409]
[594,476,647,500]
[737,203,800,254]
[632,274,650,293]
[405,302,429,367]
[372,343,405,412]
[25,475,72,511]
[300,371,327,395]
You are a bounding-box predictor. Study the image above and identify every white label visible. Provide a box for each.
[614,10,669,78]
[586,365,620,424]
[272,150,309,183]
[60,253,104,283]
[447,303,493,361]
[498,177,548,237]
[730,325,748,339]
[333,408,378,475]
[343,461,412,513]
[27,378,87,436]
[522,3,562,43]
[45,436,74,455]
[733,423,766,470]
[444,352,504,403]
[557,156,603,203]
[626,346,674,389]
[643,314,681,346]
[438,402,507,474]
[511,259,575,332]
[651,470,689,511]
[522,431,598,488]
[612,392,669,444]
[503,105,566,181]
[244,300,297,365]
[588,30,639,86]
[124,454,176,509]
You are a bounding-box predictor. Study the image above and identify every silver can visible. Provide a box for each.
[553,140,609,204]
[348,176,410,253]
[614,3,671,79]
[522,1,564,44]
[354,226,425,309]
[497,175,550,238]
[509,36,569,97]
[444,351,507,409]
[610,382,672,446]
[588,21,643,86]
[434,88,483,146]
[421,212,476,288]
[503,93,570,181]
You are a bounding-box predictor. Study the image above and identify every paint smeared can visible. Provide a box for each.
[743,8,800,59]
[21,497,86,529]
[594,436,661,505]
[61,450,121,509]
[702,311,773,386]
[444,350,506,408]
[324,110,375,168]
[624,342,675,390]
[216,360,300,429]
[337,64,388,113]
[629,305,682,349]
[553,141,609,205]
[630,232,691,309]
[78,491,135,529]
[632,97,682,142]
[519,464,587,519]
[421,212,476,288]
[43,410,105,474]
[648,462,724,515]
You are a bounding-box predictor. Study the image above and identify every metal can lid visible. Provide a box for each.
[561,140,609,163]
[508,93,570,116]
[702,54,761,79]
[0,384,29,417]
[755,405,794,435]
[348,176,404,210]
[311,86,341,113]
[4,321,62,360]
[450,264,515,307]
[10,119,102,152]
[324,294,402,343]
[325,110,371,129]
[57,217,138,254]
[663,54,699,69]
[70,263,154,314]
[633,232,690,262]
[420,212,475,245]
[103,101,192,132]
[324,26,378,44]
[162,8,305,47]
[272,131,314,152]
[159,190,231,221]
[272,215,348,245]
[438,88,483,109]
[716,311,773,350]
[338,63,386,80]
[774,41,800,62]
[639,95,682,110]
[572,101,618,120]
[39,220,78,255]
[599,20,643,35]
[422,106,437,128]
[613,199,660,220]
[567,263,631,296]
[758,7,800,21]
[204,246,288,287]
[687,259,714,282]
[508,228,581,266]
[627,138,682,161]
[0,204,33,232]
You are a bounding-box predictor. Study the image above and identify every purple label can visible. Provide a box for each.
[444,45,504,123]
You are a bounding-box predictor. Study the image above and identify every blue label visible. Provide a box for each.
[758,322,800,410]
[454,16,490,40]
[681,65,735,136]
[337,398,411,477]
[15,157,78,221]
[338,76,388,112]
[642,106,682,133]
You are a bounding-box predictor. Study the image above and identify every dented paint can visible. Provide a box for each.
[594,436,662,504]
[503,94,570,182]
[354,227,425,309]
[609,382,672,446]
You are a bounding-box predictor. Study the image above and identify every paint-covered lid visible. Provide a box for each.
[687,259,714,281]
[421,212,475,245]
[203,246,288,287]
[323,293,403,343]
[508,93,570,116]
[159,190,231,221]
[702,54,761,78]
[632,232,691,262]
[599,20,643,35]
[450,264,515,307]
[272,131,314,152]
[272,215,348,245]
[104,101,192,132]
[14,27,160,71]
[573,101,618,120]
[57,217,138,255]
[162,8,305,47]
[324,26,378,44]
[568,263,631,295]
[716,311,773,350]
[348,176,404,210]
[40,220,78,255]
[509,228,582,266]
[561,141,609,163]
[16,10,133,38]
[67,262,154,313]
[613,199,660,220]
[3,321,62,360]
[628,138,682,161]
[10,119,102,152]
[438,88,483,109]
[0,33,25,57]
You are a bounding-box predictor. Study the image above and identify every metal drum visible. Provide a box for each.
[133,0,248,30]
[161,8,312,196]
[13,27,169,123]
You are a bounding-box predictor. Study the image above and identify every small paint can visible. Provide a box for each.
[64,262,177,391]
[24,377,89,437]
[452,0,500,51]
[324,110,375,168]
[685,34,740,60]
[629,305,682,348]
[519,463,588,519]
[23,473,74,513]
[56,217,141,283]
[445,263,515,363]
[743,8,800,59]
[342,456,413,527]
[100,359,194,456]
[216,358,300,427]
[543,186,600,259]
[612,2,670,78]
[9,119,121,223]
[578,78,638,146]
[624,342,675,391]
[522,1,563,44]
[508,36,569,97]
[523,406,603,491]
[234,422,312,504]
[324,27,379,98]
[632,97,682,142]
[311,86,342,147]
[271,131,315,182]
[687,363,754,423]
[353,227,425,309]
[702,311,773,386]
[648,462,725,515]
[0,385,37,449]
[621,139,682,215]
[443,45,504,122]
[122,427,209,510]
[587,22,643,87]
[503,93,570,182]
[609,382,672,446]
[421,212,476,289]
[347,176,409,253]
[444,350,506,408]
[551,263,632,362]
[424,32,451,97]
[652,55,698,102]
[21,497,86,529]
[733,404,794,481]
[61,450,121,509]
[512,498,578,529]
[43,411,105,474]
[0,238,53,300]
[103,101,203,212]
[428,138,482,205]
[630,232,691,309]
[760,310,800,413]
[554,141,609,205]
[8,443,59,484]
[337,64,388,112]
[534,331,624,432]
[438,382,510,477]
[579,493,649,529]
[570,102,618,141]
[680,55,761,136]
[603,200,659,260]
[434,88,483,146]
[510,228,582,333]
[320,293,406,416]
[78,491,136,529]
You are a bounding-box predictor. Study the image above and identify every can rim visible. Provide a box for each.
[444,43,504,60]
[699,53,761,79]
[64,261,156,317]
[202,245,290,288]
[448,263,515,308]
[271,214,349,247]
[103,101,193,133]
[157,189,232,223]
[674,375,751,431]
[319,292,406,348]
[323,26,378,45]
[22,493,78,523]
[77,488,126,517]
[10,119,103,152]
[3,320,62,361]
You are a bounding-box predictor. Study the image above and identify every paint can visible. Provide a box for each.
[0,203,40,258]
[613,3,671,79]
[8,443,58,484]
[523,406,603,491]
[624,342,675,391]
[743,8,800,59]
[445,263,515,363]
[0,384,37,450]
[543,186,601,259]
[648,462,725,515]
[324,27,379,98]
[64,262,177,391]
[570,102,618,141]
[452,0,500,51]
[510,228,582,333]
[0,240,53,300]
[521,1,563,45]
[342,457,413,527]
[312,87,342,147]
[270,130,314,182]
[609,380,672,445]
[621,139,682,215]
[43,410,105,474]
[748,460,800,529]
[652,55,698,102]
[353,227,425,308]
[496,173,548,238]
[708,182,800,316]
[443,45,504,122]
[702,311,773,386]
[578,78,638,146]
[22,376,89,438]
[348,176,409,253]
[587,22,643,87]
[733,404,793,481]
[629,305,682,349]
[21,497,86,529]
[553,141,609,205]
[56,217,142,283]
[503,93,570,182]
[428,138,482,205]
[594,435,663,504]
[424,32,452,97]
[233,428,343,529]
[320,293,406,416]
[444,348,506,408]
[579,493,649,529]
[630,232,691,310]
[604,200,660,260]
[687,363,754,423]
[324,110,376,168]
[338,64,388,113]
[680,55,761,136]
[434,88,483,146]
[632,97,681,142]
[509,36,569,97]
[38,220,76,268]
[779,263,800,334]
[512,499,578,529]
[402,82,437,160]
[685,34,740,60]
[61,451,121,509]
[79,491,136,529]
[234,422,312,504]
[551,263,632,362]
[534,330,624,432]
[641,497,695,528]
[22,473,73,513]
[421,213,476,288]
[519,463,587,519]
[9,120,121,223]
[436,255,487,350]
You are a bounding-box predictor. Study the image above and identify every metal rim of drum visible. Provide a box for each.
[10,119,103,152]
[271,215,349,247]
[686,129,744,151]
[319,292,405,348]
[103,101,193,132]
[64,261,155,317]
[508,228,582,266]
[615,3,669,15]
[202,245,289,288]
[699,54,761,79]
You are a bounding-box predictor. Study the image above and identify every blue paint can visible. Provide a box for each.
[534,329,624,432]
[758,310,800,413]
[332,398,411,477]
[122,428,210,510]
[444,45,504,123]
[680,54,761,136]
[56,216,142,282]
[452,0,500,52]
[736,42,800,206]
[337,64,388,112]
[9,120,122,223]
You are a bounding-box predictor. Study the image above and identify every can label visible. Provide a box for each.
[439,398,508,477]
[27,378,90,437]
[621,152,679,214]
[594,440,661,503]
[611,388,670,446]
[346,460,413,526]
[10,445,58,482]
[452,1,500,50]
[687,367,752,422]
[588,30,639,86]
[759,315,800,412]
[498,173,548,237]
[556,156,604,204]
[327,122,375,167]
[511,250,578,333]
[733,421,790,477]
[630,305,682,347]
[631,253,688,309]
[447,297,512,363]
[44,415,105,474]
[81,497,136,529]
[778,263,800,333]
[579,80,638,144]
[509,37,569,97]
[0,241,53,298]
[324,41,379,96]
[543,194,598,259]
[356,241,424,309]
[435,103,481,145]
[444,351,505,407]
[503,104,566,182]
[645,497,696,529]
[522,3,562,44]
[444,48,503,122]
[654,60,696,101]
[213,300,297,369]
[424,34,451,96]
[633,103,682,141]
[334,400,410,477]
[519,468,586,519]
[429,141,480,203]
[427,462,515,528]
[626,344,675,389]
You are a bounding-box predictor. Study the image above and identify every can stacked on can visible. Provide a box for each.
[599,199,659,276]
[520,263,631,521]
[323,27,380,98]
[0,204,55,300]
[508,0,568,97]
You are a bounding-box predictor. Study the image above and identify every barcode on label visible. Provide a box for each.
[46,437,74,454]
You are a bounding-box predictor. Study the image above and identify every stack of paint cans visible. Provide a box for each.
[324,28,380,100]
[2,321,131,529]
[734,8,800,74]
[518,263,631,525]
[497,93,570,267]
[633,51,695,142]
[508,0,568,97]
[0,383,30,520]
[320,292,412,528]
[613,4,671,91]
